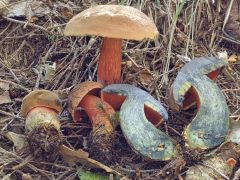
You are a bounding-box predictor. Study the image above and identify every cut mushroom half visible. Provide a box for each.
[168,57,229,149]
[20,90,62,157]
[64,5,159,85]
[102,84,178,161]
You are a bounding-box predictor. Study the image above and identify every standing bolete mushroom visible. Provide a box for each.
[168,57,229,149]
[64,5,159,85]
[21,90,62,158]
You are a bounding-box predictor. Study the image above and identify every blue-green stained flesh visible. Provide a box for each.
[102,84,178,161]
[171,57,229,149]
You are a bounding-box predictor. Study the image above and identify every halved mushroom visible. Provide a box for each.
[64,5,159,85]
[20,90,62,157]
[102,84,178,161]
[168,57,229,149]
[68,81,117,163]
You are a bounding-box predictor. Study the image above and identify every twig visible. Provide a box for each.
[0,79,31,92]
[233,168,240,180]
[34,43,55,90]
[12,155,33,170]
[0,110,23,119]
[2,16,53,34]
[0,61,20,83]
[200,163,229,180]
[222,88,240,92]
[34,66,43,90]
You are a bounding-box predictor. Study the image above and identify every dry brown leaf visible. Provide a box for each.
[5,132,27,151]
[0,81,11,105]
[59,145,121,176]
[139,69,153,86]
[228,54,238,62]
[61,6,74,19]
[228,119,240,144]
[0,81,9,91]
[29,16,38,23]
[22,173,33,180]
[2,0,32,18]
[59,144,89,166]
[122,61,133,68]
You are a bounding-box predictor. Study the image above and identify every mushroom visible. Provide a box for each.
[68,81,117,163]
[21,90,62,158]
[101,84,178,161]
[168,57,229,149]
[64,5,159,85]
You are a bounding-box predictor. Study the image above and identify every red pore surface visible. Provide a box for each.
[102,92,164,127]
[97,37,122,85]
[207,68,222,80]
[182,86,201,111]
[182,68,222,110]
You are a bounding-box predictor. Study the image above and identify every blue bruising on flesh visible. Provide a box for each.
[102,84,178,161]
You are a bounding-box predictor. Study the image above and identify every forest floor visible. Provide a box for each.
[0,0,239,179]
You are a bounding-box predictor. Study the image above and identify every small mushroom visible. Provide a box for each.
[102,84,178,161]
[168,57,229,149]
[64,5,159,85]
[68,81,117,163]
[20,90,62,157]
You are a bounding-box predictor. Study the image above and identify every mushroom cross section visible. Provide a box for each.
[64,5,159,85]
[102,84,178,161]
[168,57,229,149]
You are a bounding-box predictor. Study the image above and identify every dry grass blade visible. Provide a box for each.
[0,0,239,179]
[161,1,186,87]
[59,145,121,176]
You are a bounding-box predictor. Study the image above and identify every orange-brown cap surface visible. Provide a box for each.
[68,81,103,122]
[64,5,159,40]
[21,90,62,118]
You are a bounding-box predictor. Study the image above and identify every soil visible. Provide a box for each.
[0,0,239,179]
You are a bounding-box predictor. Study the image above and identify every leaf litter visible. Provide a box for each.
[0,0,239,179]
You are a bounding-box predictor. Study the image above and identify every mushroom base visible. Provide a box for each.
[27,123,63,160]
[88,126,115,165]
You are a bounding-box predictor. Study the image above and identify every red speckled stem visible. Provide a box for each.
[97,37,122,85]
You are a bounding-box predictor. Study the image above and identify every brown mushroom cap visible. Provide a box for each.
[68,81,103,122]
[21,90,62,118]
[64,5,159,40]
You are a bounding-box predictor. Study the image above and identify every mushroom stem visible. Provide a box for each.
[25,107,62,158]
[25,107,60,132]
[79,94,117,163]
[97,37,122,85]
[79,95,115,133]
